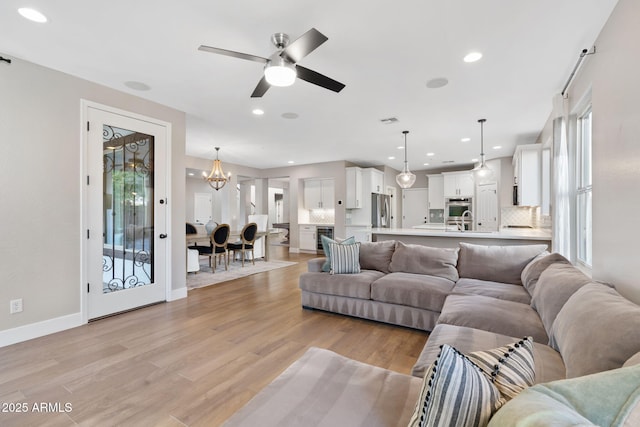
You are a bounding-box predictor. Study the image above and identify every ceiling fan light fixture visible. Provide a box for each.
[395,130,416,189]
[264,57,296,87]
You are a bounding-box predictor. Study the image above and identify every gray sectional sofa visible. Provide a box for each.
[224,241,640,426]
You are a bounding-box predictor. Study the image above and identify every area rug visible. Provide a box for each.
[187,257,297,289]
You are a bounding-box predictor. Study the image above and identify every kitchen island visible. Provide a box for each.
[371,226,552,249]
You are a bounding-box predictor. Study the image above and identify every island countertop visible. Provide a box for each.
[371,227,552,248]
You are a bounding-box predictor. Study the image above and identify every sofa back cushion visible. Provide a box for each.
[358,240,396,273]
[530,263,591,337]
[457,243,548,285]
[550,282,640,378]
[389,241,459,282]
[521,252,571,295]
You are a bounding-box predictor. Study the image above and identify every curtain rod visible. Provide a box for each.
[561,47,596,98]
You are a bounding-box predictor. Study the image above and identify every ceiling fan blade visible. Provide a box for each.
[295,65,345,93]
[281,28,328,63]
[198,45,268,64]
[250,76,271,98]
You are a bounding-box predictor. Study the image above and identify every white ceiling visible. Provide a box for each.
[1,0,618,171]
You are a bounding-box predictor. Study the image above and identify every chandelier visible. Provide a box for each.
[395,130,416,189]
[203,147,230,190]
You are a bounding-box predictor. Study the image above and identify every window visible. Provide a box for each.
[576,106,592,266]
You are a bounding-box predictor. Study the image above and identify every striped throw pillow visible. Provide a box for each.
[328,242,361,274]
[467,337,535,400]
[408,344,505,427]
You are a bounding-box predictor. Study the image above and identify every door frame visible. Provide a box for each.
[80,100,172,323]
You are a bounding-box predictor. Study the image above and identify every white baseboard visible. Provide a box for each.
[169,286,188,301]
[0,312,83,348]
[290,247,300,253]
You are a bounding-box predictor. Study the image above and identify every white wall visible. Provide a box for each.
[541,0,640,303]
[0,57,186,339]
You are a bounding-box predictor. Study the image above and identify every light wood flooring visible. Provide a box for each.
[0,246,429,427]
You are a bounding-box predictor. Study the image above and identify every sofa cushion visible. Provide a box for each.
[437,294,549,343]
[328,242,360,274]
[520,252,570,296]
[625,352,640,368]
[488,364,640,427]
[359,240,396,273]
[371,272,455,312]
[457,242,548,285]
[408,344,505,427]
[222,347,422,427]
[530,263,591,337]
[320,235,356,272]
[299,270,384,299]
[388,242,459,282]
[550,282,640,378]
[412,324,565,384]
[452,278,531,304]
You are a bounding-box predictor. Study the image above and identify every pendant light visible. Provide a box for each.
[203,147,231,190]
[396,130,416,188]
[473,119,494,183]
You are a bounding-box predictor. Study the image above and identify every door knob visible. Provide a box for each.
[159,234,167,239]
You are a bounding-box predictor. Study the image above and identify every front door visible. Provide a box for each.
[86,105,168,319]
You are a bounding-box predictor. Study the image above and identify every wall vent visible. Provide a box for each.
[379,117,399,124]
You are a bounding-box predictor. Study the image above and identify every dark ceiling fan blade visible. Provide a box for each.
[295,65,345,93]
[250,76,271,98]
[198,45,268,64]
[281,28,328,63]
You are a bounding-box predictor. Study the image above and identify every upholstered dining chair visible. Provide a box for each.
[227,222,258,267]
[189,223,230,272]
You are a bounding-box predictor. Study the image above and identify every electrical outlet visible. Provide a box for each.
[10,298,23,314]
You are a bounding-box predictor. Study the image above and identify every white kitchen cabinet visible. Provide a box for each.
[345,226,372,243]
[513,144,541,206]
[304,178,334,209]
[368,168,385,194]
[443,172,474,198]
[299,225,317,251]
[427,174,445,209]
[345,167,363,208]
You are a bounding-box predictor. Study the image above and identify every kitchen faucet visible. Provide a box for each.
[460,210,473,231]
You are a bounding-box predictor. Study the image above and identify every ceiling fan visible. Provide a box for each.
[198,28,345,98]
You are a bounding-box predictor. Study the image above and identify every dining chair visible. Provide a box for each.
[189,223,230,272]
[227,222,258,267]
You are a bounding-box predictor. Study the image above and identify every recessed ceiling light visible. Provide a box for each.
[18,7,47,23]
[388,156,396,160]
[124,81,151,91]
[423,163,430,166]
[493,145,502,150]
[426,152,435,157]
[281,112,299,119]
[397,146,404,150]
[252,108,264,115]
[461,137,471,142]
[287,160,295,164]
[426,77,449,89]
[463,52,483,63]
[471,158,478,162]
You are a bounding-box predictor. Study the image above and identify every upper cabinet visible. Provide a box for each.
[513,144,541,206]
[345,167,385,209]
[427,174,445,209]
[345,167,363,208]
[304,178,334,209]
[443,171,474,198]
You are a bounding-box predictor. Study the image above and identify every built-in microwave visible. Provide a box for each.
[446,198,473,230]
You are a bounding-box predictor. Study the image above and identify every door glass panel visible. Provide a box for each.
[102,125,154,293]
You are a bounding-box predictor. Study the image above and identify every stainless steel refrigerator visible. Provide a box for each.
[371,193,391,228]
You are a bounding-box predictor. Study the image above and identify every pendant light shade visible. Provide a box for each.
[203,147,231,191]
[396,130,416,189]
[473,119,495,183]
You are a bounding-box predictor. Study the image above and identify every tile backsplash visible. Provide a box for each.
[309,209,335,224]
[501,206,537,228]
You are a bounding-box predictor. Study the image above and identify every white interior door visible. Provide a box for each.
[86,106,168,320]
[476,183,498,231]
[194,192,212,224]
[402,188,429,228]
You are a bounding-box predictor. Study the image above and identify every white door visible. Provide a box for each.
[86,105,168,320]
[194,192,212,224]
[476,183,498,231]
[402,188,429,228]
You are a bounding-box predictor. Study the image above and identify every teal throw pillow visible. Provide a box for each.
[321,235,355,272]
